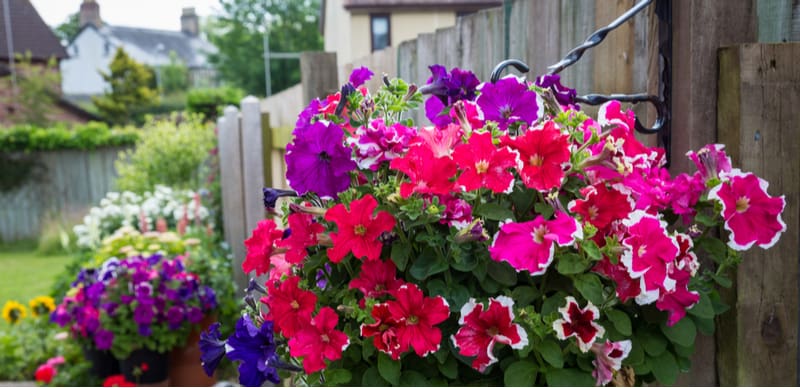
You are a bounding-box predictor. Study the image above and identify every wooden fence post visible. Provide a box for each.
[218,106,248,294]
[300,52,339,103]
[716,42,800,386]
[240,96,266,236]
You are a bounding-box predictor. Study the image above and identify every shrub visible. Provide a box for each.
[0,122,139,152]
[186,86,244,121]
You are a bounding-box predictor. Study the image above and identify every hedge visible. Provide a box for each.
[0,122,139,152]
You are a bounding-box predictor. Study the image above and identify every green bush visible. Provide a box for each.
[186,86,244,121]
[0,122,139,152]
[114,114,215,193]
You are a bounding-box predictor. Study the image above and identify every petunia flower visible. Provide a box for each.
[349,118,417,170]
[593,257,641,303]
[452,131,520,193]
[452,296,529,372]
[655,264,699,327]
[286,120,357,199]
[263,276,317,337]
[349,66,374,87]
[386,283,450,357]
[552,296,605,353]
[390,145,457,198]
[277,213,324,264]
[667,173,706,224]
[226,316,281,387]
[590,340,632,386]
[501,121,571,192]
[489,211,582,276]
[620,210,679,305]
[288,307,350,374]
[534,74,577,107]
[324,194,396,263]
[262,188,297,211]
[242,219,284,276]
[35,363,56,384]
[707,170,786,250]
[199,322,226,377]
[102,375,136,387]
[568,184,633,232]
[349,259,404,300]
[415,123,464,158]
[476,75,543,131]
[361,303,403,360]
[686,144,732,183]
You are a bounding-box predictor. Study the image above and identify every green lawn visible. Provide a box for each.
[0,248,71,306]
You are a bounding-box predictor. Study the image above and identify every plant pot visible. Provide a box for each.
[82,346,120,379]
[119,348,170,385]
[168,314,218,386]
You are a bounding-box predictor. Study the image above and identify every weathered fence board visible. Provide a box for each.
[218,106,248,293]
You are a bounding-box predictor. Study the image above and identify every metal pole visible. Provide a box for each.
[263,26,272,97]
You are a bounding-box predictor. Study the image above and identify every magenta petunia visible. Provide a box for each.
[620,210,679,305]
[590,340,632,386]
[288,307,350,374]
[452,131,520,193]
[349,118,417,170]
[477,75,543,131]
[552,296,605,353]
[686,144,732,182]
[386,283,450,357]
[285,120,357,199]
[489,211,582,276]
[349,66,374,87]
[242,219,284,277]
[708,170,786,250]
[452,296,528,372]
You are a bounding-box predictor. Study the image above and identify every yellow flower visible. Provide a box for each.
[29,296,56,317]
[2,300,27,324]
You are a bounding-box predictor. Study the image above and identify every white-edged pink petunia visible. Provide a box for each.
[451,296,529,372]
[708,169,786,250]
[686,144,732,182]
[620,210,679,305]
[590,340,632,386]
[489,211,582,275]
[552,296,605,353]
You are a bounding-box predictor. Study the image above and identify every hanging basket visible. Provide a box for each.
[119,348,170,385]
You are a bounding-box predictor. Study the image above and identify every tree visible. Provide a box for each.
[92,47,159,124]
[159,51,189,94]
[53,13,80,44]
[206,0,323,96]
[1,52,61,126]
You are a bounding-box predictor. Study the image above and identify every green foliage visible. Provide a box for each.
[186,86,245,120]
[0,122,139,152]
[2,53,61,126]
[52,12,81,43]
[92,47,160,124]
[159,52,189,94]
[206,0,323,95]
[114,114,215,193]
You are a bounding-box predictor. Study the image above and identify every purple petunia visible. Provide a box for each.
[349,66,374,87]
[476,75,543,131]
[199,322,226,377]
[187,306,203,324]
[133,302,155,325]
[285,120,357,199]
[94,329,114,350]
[422,65,481,126]
[535,74,577,107]
[166,306,185,329]
[262,188,297,210]
[226,316,281,386]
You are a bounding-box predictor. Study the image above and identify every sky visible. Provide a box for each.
[29,0,221,30]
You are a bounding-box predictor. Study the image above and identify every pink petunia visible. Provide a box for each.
[453,131,520,193]
[277,213,324,264]
[415,124,464,158]
[324,194,396,263]
[708,170,786,250]
[552,296,605,353]
[591,340,632,386]
[489,211,582,276]
[288,307,350,374]
[390,145,457,198]
[593,257,641,303]
[242,219,284,276]
[349,259,404,300]
[620,210,679,305]
[386,283,450,357]
[501,121,571,192]
[452,296,528,372]
[686,144,732,182]
[655,264,699,326]
[349,118,417,170]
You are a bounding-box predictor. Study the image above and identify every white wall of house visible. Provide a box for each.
[60,28,112,96]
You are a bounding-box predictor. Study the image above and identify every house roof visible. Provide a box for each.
[98,25,216,68]
[0,0,68,61]
[343,0,502,11]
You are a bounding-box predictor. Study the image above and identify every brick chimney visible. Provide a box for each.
[79,0,102,29]
[181,7,199,36]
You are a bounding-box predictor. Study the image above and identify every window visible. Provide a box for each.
[370,14,390,52]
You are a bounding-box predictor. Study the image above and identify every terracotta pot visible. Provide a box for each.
[119,348,170,385]
[168,314,218,387]
[82,346,120,379]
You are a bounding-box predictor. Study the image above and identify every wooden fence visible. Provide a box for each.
[0,147,127,241]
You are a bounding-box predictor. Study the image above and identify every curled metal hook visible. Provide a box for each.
[490,59,530,83]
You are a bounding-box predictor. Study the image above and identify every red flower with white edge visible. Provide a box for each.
[288,307,350,374]
[501,121,570,192]
[277,213,324,264]
[452,296,529,372]
[263,276,317,337]
[593,257,641,303]
[242,219,284,276]
[324,194,396,263]
[489,211,582,276]
[591,340,632,386]
[387,283,450,357]
[673,232,700,276]
[390,145,457,198]
[349,259,404,300]
[552,296,605,353]
[361,303,404,360]
[568,184,633,231]
[620,210,679,305]
[708,170,786,250]
[655,264,699,326]
[453,131,520,193]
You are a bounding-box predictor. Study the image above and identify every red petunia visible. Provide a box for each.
[263,276,317,337]
[34,364,56,384]
[360,303,404,360]
[452,296,528,372]
[102,375,135,387]
[568,184,632,231]
[390,145,457,198]
[552,296,605,353]
[453,131,520,193]
[501,121,570,192]
[288,307,350,374]
[242,219,284,276]
[349,259,404,300]
[593,256,641,303]
[386,283,450,357]
[277,213,324,264]
[324,194,396,262]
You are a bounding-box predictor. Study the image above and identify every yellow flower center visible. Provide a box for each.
[587,205,599,220]
[532,225,548,244]
[475,160,490,174]
[735,196,749,213]
[321,334,330,343]
[487,326,499,337]
[530,154,544,167]
[290,300,300,309]
[354,224,367,236]
[407,315,419,325]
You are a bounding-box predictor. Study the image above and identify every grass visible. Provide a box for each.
[0,244,71,306]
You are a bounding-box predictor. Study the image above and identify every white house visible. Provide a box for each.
[60,0,216,97]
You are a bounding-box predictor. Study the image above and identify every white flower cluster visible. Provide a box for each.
[74,185,210,249]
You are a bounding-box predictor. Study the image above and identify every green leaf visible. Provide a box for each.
[673,342,695,357]
[688,293,714,319]
[378,352,401,386]
[511,286,540,307]
[638,328,668,356]
[449,250,479,272]
[477,202,515,221]
[696,237,727,264]
[581,240,603,261]
[661,317,697,347]
[538,339,564,368]
[633,357,651,374]
[606,309,632,336]
[488,261,518,286]
[651,351,679,385]
[556,253,590,275]
[504,360,538,386]
[626,340,644,365]
[710,273,733,288]
[324,369,352,386]
[409,249,448,280]
[694,212,716,226]
[437,356,458,379]
[362,366,387,386]
[691,315,715,335]
[573,274,604,305]
[399,371,428,386]
[390,242,411,271]
[545,368,595,386]
[534,202,555,219]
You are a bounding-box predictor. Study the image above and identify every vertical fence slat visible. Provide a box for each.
[240,96,266,238]
[217,106,248,293]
